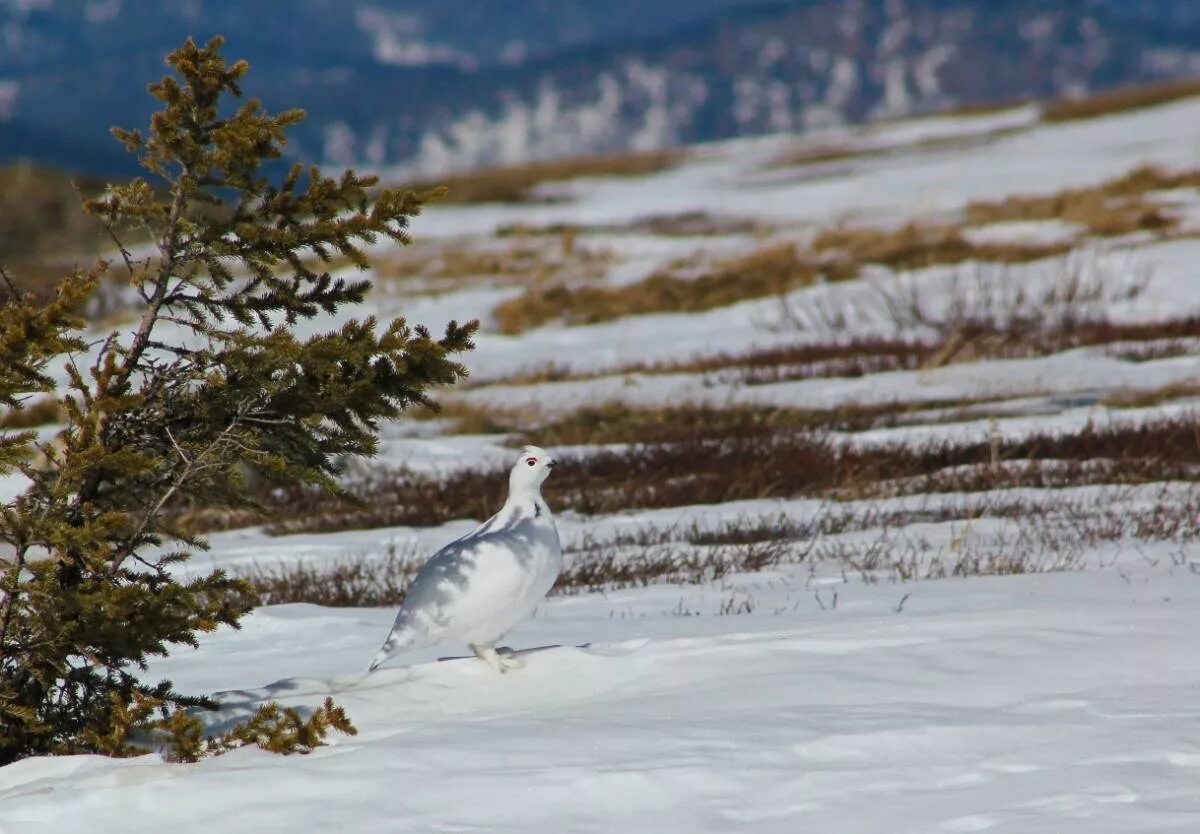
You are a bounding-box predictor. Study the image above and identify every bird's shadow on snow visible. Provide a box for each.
[198,675,371,736]
[194,640,636,734]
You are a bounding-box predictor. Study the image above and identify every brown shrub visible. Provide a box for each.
[1044,76,1200,122]
[240,486,1200,605]
[245,547,420,607]
[251,416,1200,535]
[471,313,1200,392]
[1104,340,1199,364]
[518,400,982,445]
[1101,381,1200,409]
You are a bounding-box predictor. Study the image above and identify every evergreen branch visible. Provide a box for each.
[0,265,18,300]
[0,545,28,666]
[111,414,244,572]
[1,35,475,765]
[91,207,139,285]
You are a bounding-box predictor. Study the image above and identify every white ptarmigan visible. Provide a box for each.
[368,446,562,673]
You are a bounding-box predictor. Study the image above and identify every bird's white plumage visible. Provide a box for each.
[369,445,562,672]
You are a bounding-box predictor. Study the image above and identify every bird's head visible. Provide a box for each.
[509,444,556,494]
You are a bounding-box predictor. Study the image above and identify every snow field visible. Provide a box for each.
[2,549,1198,832]
[4,92,1200,833]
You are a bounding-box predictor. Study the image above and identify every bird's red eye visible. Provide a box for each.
[526,458,537,466]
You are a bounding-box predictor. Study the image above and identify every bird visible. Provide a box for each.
[368,445,563,673]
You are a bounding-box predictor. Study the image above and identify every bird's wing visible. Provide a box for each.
[392,538,481,624]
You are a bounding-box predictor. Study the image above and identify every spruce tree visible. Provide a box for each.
[0,36,476,764]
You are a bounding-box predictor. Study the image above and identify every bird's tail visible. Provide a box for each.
[367,626,415,672]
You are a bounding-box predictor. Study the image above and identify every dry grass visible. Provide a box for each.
[399,150,685,205]
[771,126,1027,170]
[367,238,614,295]
[624,211,767,237]
[484,163,1196,333]
[811,222,1070,271]
[498,211,768,239]
[1044,76,1200,122]
[772,124,1036,171]
[941,98,1033,118]
[492,242,849,333]
[476,279,1200,390]
[773,143,892,168]
[964,165,1200,237]
[1101,381,1200,409]
[406,399,537,435]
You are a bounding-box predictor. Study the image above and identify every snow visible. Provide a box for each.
[962,219,1083,247]
[2,548,1199,832]
[455,346,1200,416]
[363,234,1200,389]
[406,97,1200,239]
[6,89,1200,832]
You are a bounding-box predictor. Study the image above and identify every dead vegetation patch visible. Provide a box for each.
[367,237,614,293]
[485,163,1198,334]
[1044,76,1200,122]
[491,242,849,333]
[398,150,685,204]
[1104,339,1200,363]
[518,401,942,445]
[771,126,1025,170]
[625,337,932,384]
[1101,381,1200,409]
[247,416,1200,535]
[811,222,1070,270]
[498,211,768,239]
[239,485,1200,605]
[246,545,421,607]
[490,214,1100,334]
[407,396,1070,444]
[472,304,1200,392]
[964,165,1200,238]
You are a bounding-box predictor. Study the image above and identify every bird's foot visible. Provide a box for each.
[471,643,524,673]
[499,652,525,671]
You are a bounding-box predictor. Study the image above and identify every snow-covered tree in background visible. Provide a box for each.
[0,36,476,764]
